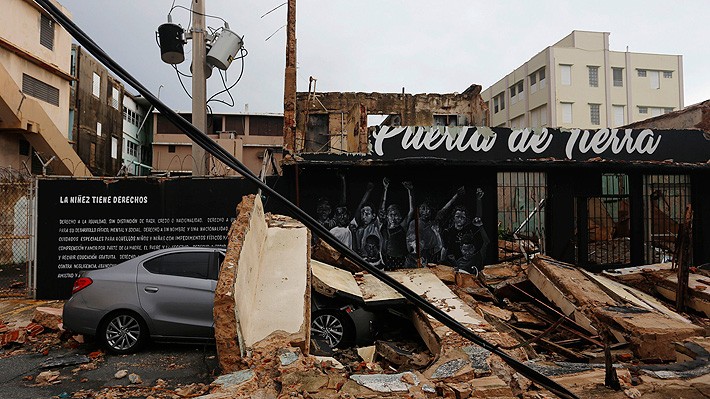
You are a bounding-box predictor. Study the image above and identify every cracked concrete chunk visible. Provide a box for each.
[278,349,299,366]
[212,369,255,388]
[463,345,492,375]
[431,358,468,379]
[349,372,420,392]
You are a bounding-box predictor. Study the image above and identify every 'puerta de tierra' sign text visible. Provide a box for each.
[369,126,710,163]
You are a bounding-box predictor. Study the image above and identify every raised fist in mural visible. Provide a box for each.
[456,186,466,197]
[382,177,390,189]
[402,181,414,191]
[476,188,484,199]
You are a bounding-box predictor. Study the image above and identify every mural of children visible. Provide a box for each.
[407,186,465,266]
[315,197,336,230]
[470,214,490,270]
[329,171,353,248]
[349,182,382,255]
[380,178,414,270]
[442,188,484,265]
[362,234,384,269]
[453,233,479,275]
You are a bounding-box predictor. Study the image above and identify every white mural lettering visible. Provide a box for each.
[508,128,553,153]
[565,128,662,159]
[448,127,496,152]
[374,126,664,160]
[372,126,406,156]
[636,129,662,154]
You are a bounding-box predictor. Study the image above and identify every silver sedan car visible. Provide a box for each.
[63,247,225,354]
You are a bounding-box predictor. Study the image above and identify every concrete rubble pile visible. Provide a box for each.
[205,195,710,398]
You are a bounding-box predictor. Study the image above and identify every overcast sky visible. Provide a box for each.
[57,0,709,115]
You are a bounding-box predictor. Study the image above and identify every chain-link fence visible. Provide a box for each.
[0,167,33,297]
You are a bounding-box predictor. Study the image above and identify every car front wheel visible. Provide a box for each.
[99,311,148,354]
[311,310,354,349]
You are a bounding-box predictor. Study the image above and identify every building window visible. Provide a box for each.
[96,122,102,137]
[664,107,674,114]
[612,67,623,87]
[493,92,505,113]
[127,141,139,157]
[588,66,599,87]
[539,68,546,89]
[663,71,673,79]
[649,70,660,89]
[509,81,523,105]
[613,105,624,127]
[561,102,573,124]
[22,74,59,106]
[560,65,572,86]
[92,73,101,98]
[40,14,54,50]
[110,86,120,109]
[589,104,600,125]
[111,137,118,159]
[433,115,458,126]
[168,145,176,153]
[637,69,647,77]
[638,106,648,114]
[529,72,537,93]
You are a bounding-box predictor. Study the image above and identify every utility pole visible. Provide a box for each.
[191,0,208,175]
[283,0,297,154]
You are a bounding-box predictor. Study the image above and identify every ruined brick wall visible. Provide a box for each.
[623,100,710,132]
[294,84,487,154]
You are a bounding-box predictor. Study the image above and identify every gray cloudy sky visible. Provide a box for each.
[57,0,708,115]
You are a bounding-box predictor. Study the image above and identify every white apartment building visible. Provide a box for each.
[0,0,89,175]
[482,31,684,129]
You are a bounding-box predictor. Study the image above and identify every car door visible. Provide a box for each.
[136,249,218,338]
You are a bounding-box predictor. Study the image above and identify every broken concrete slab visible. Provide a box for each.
[641,338,710,379]
[649,271,710,317]
[376,340,431,368]
[214,195,311,372]
[349,371,420,393]
[586,271,693,324]
[530,256,704,361]
[211,369,255,389]
[281,369,330,393]
[311,259,363,301]
[526,260,597,334]
[357,345,376,363]
[32,307,63,330]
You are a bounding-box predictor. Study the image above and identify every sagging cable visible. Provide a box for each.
[33,1,579,398]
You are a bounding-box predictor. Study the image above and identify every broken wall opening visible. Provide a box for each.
[304,114,329,153]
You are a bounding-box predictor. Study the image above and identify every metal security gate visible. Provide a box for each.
[497,172,547,263]
[576,174,631,269]
[0,168,33,297]
[643,174,691,264]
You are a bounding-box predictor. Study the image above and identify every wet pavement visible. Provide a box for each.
[0,299,219,399]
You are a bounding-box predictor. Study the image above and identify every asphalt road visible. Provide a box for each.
[0,341,219,399]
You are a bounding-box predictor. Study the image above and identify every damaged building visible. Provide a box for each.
[203,84,710,398]
[281,86,710,272]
